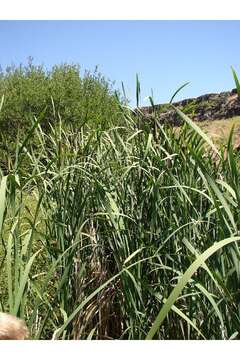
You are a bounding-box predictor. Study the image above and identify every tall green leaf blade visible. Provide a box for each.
[13,249,41,316]
[231,66,240,97]
[173,106,219,155]
[169,82,190,104]
[0,176,8,235]
[146,236,240,339]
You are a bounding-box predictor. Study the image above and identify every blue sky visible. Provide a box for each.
[0,20,240,106]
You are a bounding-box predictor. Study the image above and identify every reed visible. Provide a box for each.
[1,69,240,340]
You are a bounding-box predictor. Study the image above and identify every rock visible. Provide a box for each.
[140,88,240,126]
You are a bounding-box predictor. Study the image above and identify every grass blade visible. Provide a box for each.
[146,236,240,339]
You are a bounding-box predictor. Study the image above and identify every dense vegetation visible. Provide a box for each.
[0,59,121,173]
[1,64,240,340]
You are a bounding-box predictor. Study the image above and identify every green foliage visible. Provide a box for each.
[1,68,240,340]
[231,66,240,98]
[0,60,118,133]
[0,59,122,173]
[1,103,240,339]
[181,100,198,117]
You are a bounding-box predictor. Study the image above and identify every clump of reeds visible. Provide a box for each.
[0,68,240,340]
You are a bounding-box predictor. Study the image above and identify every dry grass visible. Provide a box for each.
[197,116,240,147]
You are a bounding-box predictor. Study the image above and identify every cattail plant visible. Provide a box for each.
[0,69,240,340]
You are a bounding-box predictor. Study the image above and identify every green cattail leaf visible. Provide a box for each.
[231,66,240,97]
[146,236,240,339]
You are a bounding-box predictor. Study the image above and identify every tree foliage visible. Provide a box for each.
[0,58,121,138]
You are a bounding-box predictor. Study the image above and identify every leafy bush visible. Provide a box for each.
[0,60,118,129]
[0,58,122,173]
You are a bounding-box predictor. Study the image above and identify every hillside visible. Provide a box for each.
[139,88,240,149]
[141,88,240,126]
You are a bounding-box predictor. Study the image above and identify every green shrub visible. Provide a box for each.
[0,58,121,137]
[0,58,123,173]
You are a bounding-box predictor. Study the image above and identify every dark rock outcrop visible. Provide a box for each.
[140,88,240,126]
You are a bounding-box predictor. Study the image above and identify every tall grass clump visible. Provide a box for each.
[1,69,240,339]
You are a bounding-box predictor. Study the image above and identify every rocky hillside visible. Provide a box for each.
[141,88,240,126]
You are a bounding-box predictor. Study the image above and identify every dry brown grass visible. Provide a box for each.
[198,116,240,148]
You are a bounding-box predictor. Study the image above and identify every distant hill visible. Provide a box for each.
[141,88,240,126]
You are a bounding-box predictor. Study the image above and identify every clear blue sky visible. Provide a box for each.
[1,20,240,106]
